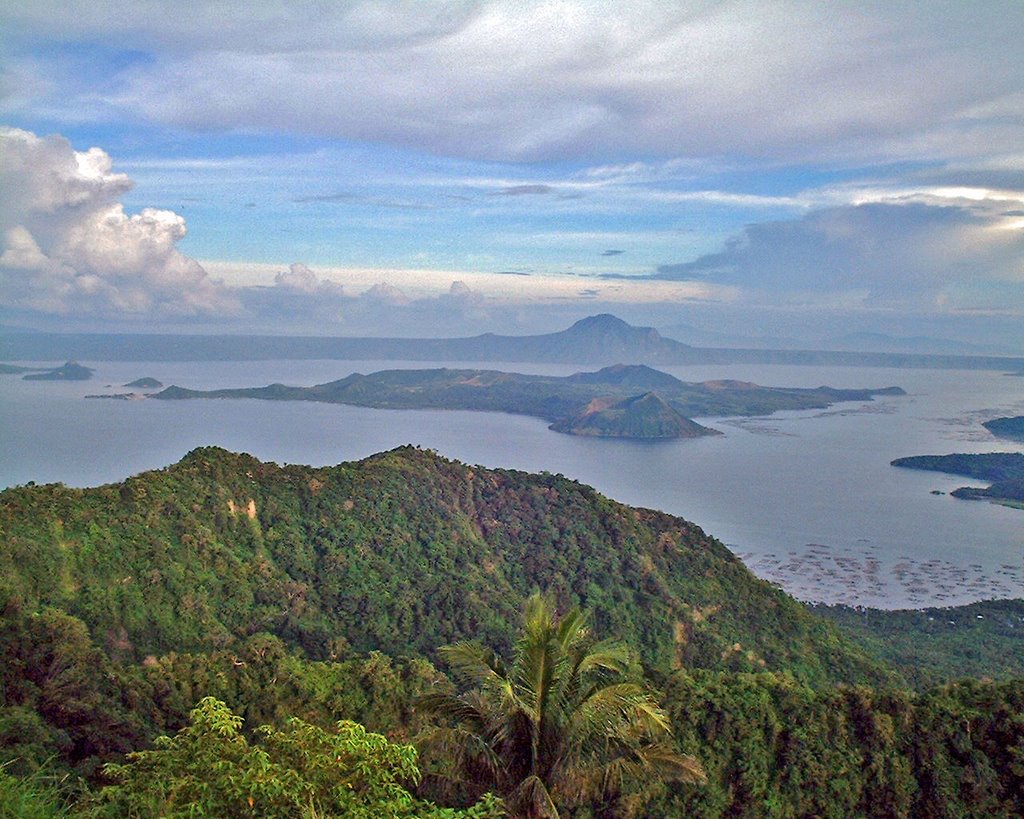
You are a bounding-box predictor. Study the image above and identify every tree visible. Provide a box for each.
[417,593,705,817]
[84,697,502,818]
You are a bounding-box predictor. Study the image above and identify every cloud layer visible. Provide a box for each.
[0,127,235,316]
[5,1,1023,163]
[654,194,1024,310]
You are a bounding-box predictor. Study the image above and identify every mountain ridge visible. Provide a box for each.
[0,445,891,687]
[5,314,1024,370]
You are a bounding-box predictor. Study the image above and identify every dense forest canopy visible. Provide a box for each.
[1,447,1023,816]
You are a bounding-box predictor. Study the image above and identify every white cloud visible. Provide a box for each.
[656,196,1024,311]
[6,2,1022,163]
[274,262,345,296]
[360,281,411,306]
[0,127,236,316]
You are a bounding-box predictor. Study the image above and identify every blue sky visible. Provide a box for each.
[1,1,1022,348]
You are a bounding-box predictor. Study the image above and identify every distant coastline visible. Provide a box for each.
[892,453,1024,508]
[984,415,1024,443]
[4,314,1024,371]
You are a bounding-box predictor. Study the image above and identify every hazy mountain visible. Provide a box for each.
[3,313,1023,371]
[659,320,806,349]
[828,332,1016,356]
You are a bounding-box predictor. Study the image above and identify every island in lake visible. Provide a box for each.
[124,376,163,389]
[984,416,1024,443]
[0,363,47,375]
[22,361,94,381]
[891,452,1024,508]
[150,362,904,440]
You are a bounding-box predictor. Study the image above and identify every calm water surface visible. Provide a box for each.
[2,359,1022,608]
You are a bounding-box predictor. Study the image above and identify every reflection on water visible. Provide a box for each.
[2,359,1022,608]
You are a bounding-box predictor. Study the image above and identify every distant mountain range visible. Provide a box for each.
[3,313,1024,370]
[827,331,1019,357]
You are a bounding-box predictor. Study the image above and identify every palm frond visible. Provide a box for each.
[440,641,507,687]
[574,639,632,677]
[633,742,706,785]
[512,633,558,723]
[553,606,588,651]
[569,679,671,749]
[415,691,488,731]
[522,593,555,641]
[420,592,705,816]
[511,774,561,819]
[417,724,505,789]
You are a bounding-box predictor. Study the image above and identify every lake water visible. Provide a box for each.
[2,358,1022,609]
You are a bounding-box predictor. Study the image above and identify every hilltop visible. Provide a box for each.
[0,445,887,686]
[550,391,717,438]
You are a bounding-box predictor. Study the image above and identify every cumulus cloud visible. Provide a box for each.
[327,279,491,335]
[655,197,1024,310]
[6,2,1022,163]
[0,127,235,316]
[273,262,345,296]
[360,281,411,306]
[238,274,496,336]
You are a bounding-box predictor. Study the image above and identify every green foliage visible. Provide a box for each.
[0,763,69,819]
[0,446,891,688]
[3,446,1024,816]
[660,671,1024,818]
[84,697,502,818]
[418,593,704,817]
[0,602,143,776]
[815,600,1024,688]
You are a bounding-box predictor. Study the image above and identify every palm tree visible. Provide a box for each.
[416,593,705,818]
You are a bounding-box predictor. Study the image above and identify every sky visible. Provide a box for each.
[1,1,1023,349]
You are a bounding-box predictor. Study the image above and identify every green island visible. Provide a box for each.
[147,363,904,440]
[0,364,46,375]
[2,446,1024,817]
[891,452,1024,507]
[21,361,95,381]
[984,415,1024,443]
[123,377,163,389]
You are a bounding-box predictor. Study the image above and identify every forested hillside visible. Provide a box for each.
[2,448,1023,816]
[0,446,886,684]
